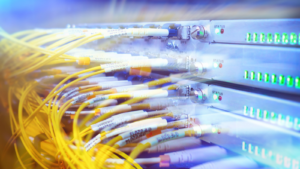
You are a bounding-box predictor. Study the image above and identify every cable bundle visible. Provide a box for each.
[0,28,219,169]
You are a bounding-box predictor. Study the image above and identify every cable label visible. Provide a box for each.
[142,130,185,146]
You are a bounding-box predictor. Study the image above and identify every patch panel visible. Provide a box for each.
[70,20,300,169]
[195,109,300,169]
[212,19,300,46]
[74,19,300,169]
[205,85,300,132]
[196,44,300,95]
[4,18,300,169]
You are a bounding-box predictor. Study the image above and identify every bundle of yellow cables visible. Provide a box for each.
[0,28,144,169]
[0,28,212,169]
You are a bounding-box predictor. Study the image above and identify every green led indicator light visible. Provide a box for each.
[251,71,255,80]
[242,141,247,151]
[274,33,280,43]
[260,33,265,42]
[257,109,262,119]
[278,114,285,125]
[276,154,283,165]
[248,144,254,154]
[292,159,300,169]
[257,72,262,81]
[244,70,249,79]
[268,151,276,161]
[279,75,285,86]
[272,74,277,84]
[287,76,293,87]
[295,77,300,89]
[253,33,258,42]
[286,115,293,128]
[261,149,266,158]
[213,62,218,68]
[255,146,261,156]
[263,110,269,121]
[283,157,291,168]
[264,73,270,83]
[250,107,255,117]
[215,28,220,34]
[294,118,300,130]
[244,106,248,115]
[290,33,297,44]
[267,33,272,43]
[247,33,251,42]
[271,112,277,123]
[213,94,218,100]
[282,33,288,44]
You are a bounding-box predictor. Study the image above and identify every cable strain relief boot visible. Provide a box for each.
[78,57,90,65]
[159,155,170,167]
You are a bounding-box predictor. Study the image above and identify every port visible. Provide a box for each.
[190,25,206,40]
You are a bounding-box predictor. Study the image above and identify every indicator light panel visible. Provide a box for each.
[246,32,299,45]
[242,141,300,169]
[244,71,299,89]
[213,62,223,68]
[243,106,300,131]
